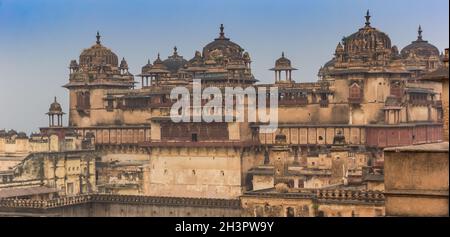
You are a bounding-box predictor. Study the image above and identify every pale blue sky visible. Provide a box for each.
[0,0,448,133]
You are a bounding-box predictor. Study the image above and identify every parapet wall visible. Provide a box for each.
[0,194,241,217]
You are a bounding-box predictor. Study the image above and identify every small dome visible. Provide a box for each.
[0,129,6,137]
[335,42,344,54]
[79,31,119,67]
[17,132,28,139]
[141,59,153,74]
[162,47,188,73]
[202,24,244,61]
[145,54,170,74]
[69,60,79,69]
[271,52,297,70]
[243,52,251,62]
[48,97,63,114]
[187,51,204,66]
[401,26,440,58]
[119,57,128,69]
[7,129,17,137]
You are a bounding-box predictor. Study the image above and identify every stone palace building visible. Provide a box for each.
[0,11,447,217]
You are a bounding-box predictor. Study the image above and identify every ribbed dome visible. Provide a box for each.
[202,24,244,61]
[324,58,336,68]
[343,11,392,56]
[162,47,188,73]
[79,32,119,67]
[401,26,440,58]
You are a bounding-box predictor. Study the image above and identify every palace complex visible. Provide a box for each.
[0,11,448,217]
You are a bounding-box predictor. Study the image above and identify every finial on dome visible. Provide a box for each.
[365,10,371,27]
[418,25,423,41]
[157,53,160,59]
[173,46,178,55]
[96,31,101,44]
[282,52,285,58]
[219,24,225,38]
[54,96,57,103]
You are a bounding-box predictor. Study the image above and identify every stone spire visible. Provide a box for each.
[96,31,101,45]
[418,25,423,41]
[365,10,371,27]
[219,24,225,38]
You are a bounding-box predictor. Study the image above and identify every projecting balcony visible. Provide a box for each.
[279,98,308,106]
[319,100,329,108]
[348,96,362,104]
[390,88,403,98]
[409,99,432,106]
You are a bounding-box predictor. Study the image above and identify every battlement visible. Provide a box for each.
[315,189,384,204]
[0,193,241,210]
[242,188,384,205]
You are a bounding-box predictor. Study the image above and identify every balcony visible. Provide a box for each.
[348,96,362,104]
[319,100,329,108]
[279,98,308,106]
[390,88,403,98]
[409,99,432,106]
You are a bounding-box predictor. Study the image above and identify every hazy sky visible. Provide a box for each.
[0,0,448,133]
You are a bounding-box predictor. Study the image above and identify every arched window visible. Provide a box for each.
[349,83,361,98]
[286,207,295,217]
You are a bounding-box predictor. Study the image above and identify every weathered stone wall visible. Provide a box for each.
[240,195,314,217]
[56,202,240,217]
[259,126,366,145]
[0,194,241,217]
[240,189,385,217]
[384,149,449,216]
[145,147,259,199]
[317,202,384,217]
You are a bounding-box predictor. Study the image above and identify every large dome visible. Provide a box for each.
[79,32,119,67]
[162,47,188,73]
[401,26,440,58]
[343,11,392,56]
[202,24,244,61]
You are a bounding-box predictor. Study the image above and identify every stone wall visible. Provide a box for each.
[145,147,257,199]
[384,145,449,216]
[0,194,241,217]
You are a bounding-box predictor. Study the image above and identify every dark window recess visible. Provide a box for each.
[106,100,114,111]
[191,133,198,142]
[286,207,295,217]
[76,91,90,111]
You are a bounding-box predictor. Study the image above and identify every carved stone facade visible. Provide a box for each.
[0,11,447,217]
